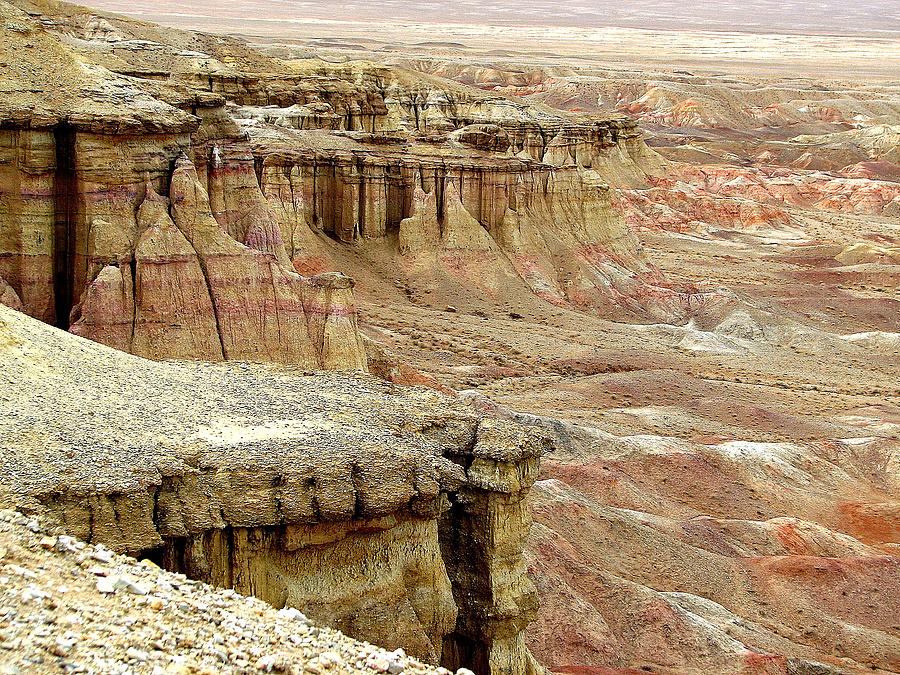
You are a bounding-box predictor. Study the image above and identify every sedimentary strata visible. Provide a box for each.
[0,303,549,673]
[0,0,717,338]
[0,0,367,369]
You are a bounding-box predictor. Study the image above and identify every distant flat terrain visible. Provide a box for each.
[82,0,900,80]
[79,0,900,36]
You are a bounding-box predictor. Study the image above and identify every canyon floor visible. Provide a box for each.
[2,1,899,674]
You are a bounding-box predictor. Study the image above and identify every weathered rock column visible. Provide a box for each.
[440,419,549,675]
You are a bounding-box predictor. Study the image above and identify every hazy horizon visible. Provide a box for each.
[82,0,900,37]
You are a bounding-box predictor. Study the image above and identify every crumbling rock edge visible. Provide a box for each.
[0,304,550,674]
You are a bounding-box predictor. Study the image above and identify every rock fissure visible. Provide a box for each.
[51,121,76,328]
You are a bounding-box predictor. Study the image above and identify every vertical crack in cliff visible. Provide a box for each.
[410,100,421,130]
[52,123,77,329]
[253,155,265,191]
[438,424,484,673]
[439,490,491,675]
[436,420,543,675]
[356,157,366,239]
[311,161,320,229]
[193,251,228,359]
[436,171,446,235]
[284,166,299,258]
[218,527,233,591]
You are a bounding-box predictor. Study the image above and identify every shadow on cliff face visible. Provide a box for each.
[51,121,77,329]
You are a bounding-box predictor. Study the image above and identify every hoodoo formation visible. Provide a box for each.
[1,0,898,674]
[0,0,700,348]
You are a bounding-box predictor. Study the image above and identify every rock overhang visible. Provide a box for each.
[0,301,550,672]
[0,301,545,540]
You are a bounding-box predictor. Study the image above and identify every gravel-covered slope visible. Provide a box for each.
[0,509,462,675]
[0,302,474,551]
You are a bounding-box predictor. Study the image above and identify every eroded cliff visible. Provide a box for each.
[0,0,367,369]
[243,97,701,323]
[0,0,713,332]
[0,302,549,673]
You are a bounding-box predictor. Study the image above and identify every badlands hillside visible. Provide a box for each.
[0,0,898,674]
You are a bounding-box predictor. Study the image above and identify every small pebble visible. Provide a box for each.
[366,654,391,672]
[277,607,308,623]
[95,577,116,594]
[91,547,114,564]
[126,646,149,662]
[20,585,49,602]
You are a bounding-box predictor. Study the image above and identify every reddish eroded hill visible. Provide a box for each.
[355,283,898,673]
[621,165,900,233]
[526,437,899,674]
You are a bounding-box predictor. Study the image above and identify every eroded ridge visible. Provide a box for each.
[0,0,715,341]
[0,304,550,673]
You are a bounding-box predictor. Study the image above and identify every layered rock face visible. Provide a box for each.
[228,66,714,323]
[1,0,709,327]
[68,152,366,368]
[0,0,367,370]
[0,303,548,673]
[400,57,900,231]
[254,121,650,245]
[249,118,709,323]
[0,128,57,322]
[174,68,392,132]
